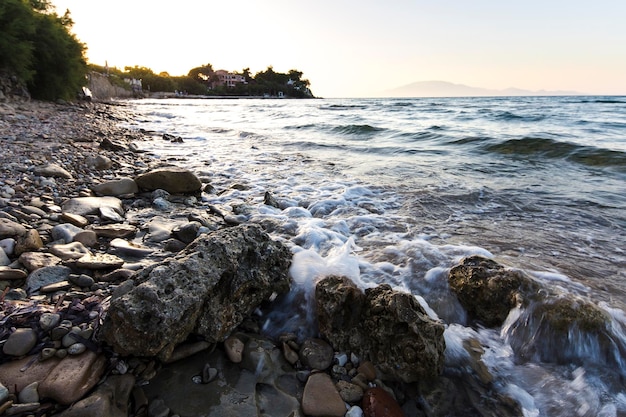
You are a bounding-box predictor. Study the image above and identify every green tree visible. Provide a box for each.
[27,9,87,100]
[0,0,37,82]
[188,63,216,87]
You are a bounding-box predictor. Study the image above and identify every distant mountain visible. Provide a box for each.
[381,80,583,98]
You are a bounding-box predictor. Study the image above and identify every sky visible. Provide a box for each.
[50,0,626,98]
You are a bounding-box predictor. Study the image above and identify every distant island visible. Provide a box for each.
[380,80,584,98]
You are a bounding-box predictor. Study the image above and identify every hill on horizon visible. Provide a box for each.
[380,80,584,98]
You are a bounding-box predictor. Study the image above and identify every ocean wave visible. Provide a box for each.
[331,124,387,136]
[483,137,626,171]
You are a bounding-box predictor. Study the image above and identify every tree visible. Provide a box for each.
[188,63,216,87]
[0,0,37,83]
[27,9,87,100]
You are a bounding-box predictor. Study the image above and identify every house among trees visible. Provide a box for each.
[214,70,247,88]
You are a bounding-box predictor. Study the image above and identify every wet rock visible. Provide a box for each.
[299,338,334,370]
[34,163,73,179]
[18,252,62,271]
[362,387,405,417]
[224,336,245,363]
[100,224,291,361]
[172,221,201,244]
[302,372,346,417]
[347,405,365,417]
[15,229,43,255]
[3,328,38,356]
[25,265,72,294]
[50,241,90,260]
[39,312,61,331]
[57,374,135,417]
[39,351,107,405]
[0,355,61,394]
[92,177,138,196]
[448,255,536,327]
[337,380,364,403]
[61,196,124,218]
[0,266,27,280]
[316,275,446,383]
[135,167,202,194]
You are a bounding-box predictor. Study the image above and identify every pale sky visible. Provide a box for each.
[51,0,626,98]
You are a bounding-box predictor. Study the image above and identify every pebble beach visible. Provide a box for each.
[0,99,453,417]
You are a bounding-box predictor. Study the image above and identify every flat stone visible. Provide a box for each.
[56,374,135,417]
[40,280,72,293]
[18,252,62,272]
[50,242,91,260]
[0,355,61,394]
[25,265,73,294]
[51,223,84,243]
[302,372,346,417]
[75,253,124,270]
[39,351,107,405]
[0,266,27,280]
[34,163,73,179]
[74,230,98,247]
[135,167,202,194]
[22,205,47,218]
[109,238,153,257]
[60,212,89,228]
[3,328,38,356]
[69,274,95,287]
[99,206,125,222]
[61,197,124,218]
[92,178,138,196]
[88,224,137,238]
[15,229,43,256]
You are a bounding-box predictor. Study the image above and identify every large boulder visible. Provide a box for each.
[134,167,202,194]
[448,256,537,327]
[100,224,291,361]
[316,276,445,383]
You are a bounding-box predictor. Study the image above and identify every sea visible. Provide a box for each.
[123,96,626,417]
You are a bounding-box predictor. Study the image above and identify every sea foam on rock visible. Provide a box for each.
[100,224,291,361]
[315,275,446,383]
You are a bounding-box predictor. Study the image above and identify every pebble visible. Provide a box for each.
[347,405,364,417]
[34,163,73,179]
[0,266,27,280]
[224,336,245,363]
[172,222,201,244]
[0,238,16,255]
[100,206,125,222]
[17,381,39,404]
[357,361,377,381]
[39,312,62,331]
[337,380,364,403]
[91,177,138,196]
[52,223,84,243]
[299,338,334,370]
[15,229,43,255]
[73,229,98,247]
[50,241,90,260]
[61,196,124,218]
[0,382,8,403]
[109,238,153,257]
[69,273,95,287]
[361,387,405,417]
[0,218,27,238]
[88,224,137,238]
[302,372,347,417]
[3,328,38,356]
[147,398,170,417]
[75,253,124,270]
[67,343,87,355]
[60,212,89,227]
[18,252,62,271]
[0,247,10,266]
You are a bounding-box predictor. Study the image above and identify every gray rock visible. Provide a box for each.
[61,197,124,218]
[0,247,10,266]
[99,206,125,222]
[109,238,153,257]
[50,242,90,260]
[18,252,62,271]
[3,328,38,356]
[51,223,84,243]
[34,163,72,179]
[299,338,334,370]
[135,167,202,194]
[39,313,61,331]
[85,154,113,170]
[0,382,8,404]
[316,275,446,383]
[92,178,138,196]
[100,224,291,361]
[172,221,201,244]
[18,381,39,404]
[69,274,95,287]
[25,265,72,294]
[0,237,16,255]
[75,253,124,270]
[88,224,137,238]
[14,229,43,256]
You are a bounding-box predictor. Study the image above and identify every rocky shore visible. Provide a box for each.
[3,98,613,417]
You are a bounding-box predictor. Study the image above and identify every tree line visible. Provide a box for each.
[0,1,313,100]
[99,63,314,98]
[0,0,86,100]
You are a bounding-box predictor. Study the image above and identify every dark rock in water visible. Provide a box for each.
[448,255,536,327]
[299,338,334,371]
[100,224,291,361]
[172,221,201,244]
[56,374,135,417]
[503,295,619,369]
[362,387,405,417]
[134,167,202,194]
[316,276,446,383]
